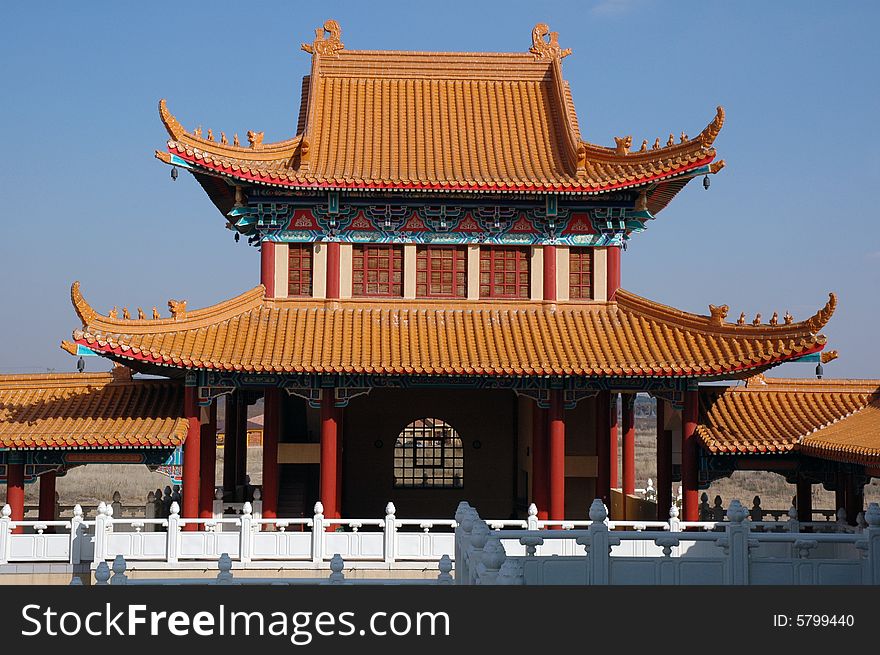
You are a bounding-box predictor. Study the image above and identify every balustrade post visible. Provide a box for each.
[212,488,223,521]
[469,519,490,585]
[725,500,750,585]
[578,499,614,585]
[166,502,180,564]
[669,504,681,532]
[312,502,325,563]
[865,503,880,585]
[496,557,524,585]
[453,501,470,583]
[477,536,506,585]
[0,504,10,564]
[328,554,346,584]
[252,488,263,522]
[94,561,111,585]
[239,502,253,563]
[69,504,83,565]
[787,506,799,534]
[110,555,128,585]
[93,502,108,564]
[384,502,397,564]
[456,506,476,584]
[216,553,234,585]
[527,503,539,531]
[437,554,454,584]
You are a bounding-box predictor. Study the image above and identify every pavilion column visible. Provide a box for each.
[235,392,248,494]
[198,400,218,522]
[262,388,281,520]
[606,246,621,300]
[595,390,611,509]
[795,475,812,523]
[39,470,57,522]
[326,242,340,299]
[320,390,340,520]
[542,244,557,301]
[182,385,201,530]
[261,241,276,298]
[681,389,699,522]
[655,399,672,520]
[621,393,636,518]
[532,402,549,520]
[6,462,25,534]
[548,389,565,522]
[222,393,239,500]
[609,393,619,491]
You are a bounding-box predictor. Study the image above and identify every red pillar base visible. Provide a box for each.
[262,388,281,520]
[320,390,340,521]
[182,386,201,531]
[681,389,699,522]
[6,462,25,534]
[548,390,565,522]
[199,401,218,524]
[39,470,57,522]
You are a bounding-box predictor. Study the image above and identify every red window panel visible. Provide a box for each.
[479,246,530,299]
[568,248,593,300]
[416,246,467,298]
[352,244,403,297]
[287,244,313,297]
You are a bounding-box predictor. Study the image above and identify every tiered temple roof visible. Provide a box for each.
[698,376,880,467]
[0,371,186,450]
[67,283,835,378]
[155,21,725,214]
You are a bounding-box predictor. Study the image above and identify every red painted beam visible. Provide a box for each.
[262,388,281,520]
[607,246,621,300]
[198,401,217,522]
[326,242,340,299]
[7,463,25,534]
[681,389,699,522]
[320,390,340,520]
[622,395,636,520]
[38,470,57,523]
[532,404,549,520]
[548,389,566,522]
[260,241,276,298]
[182,386,201,530]
[609,393,619,490]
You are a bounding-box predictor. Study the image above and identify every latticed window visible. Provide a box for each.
[287,244,313,296]
[394,419,464,489]
[352,244,403,297]
[479,246,530,299]
[416,246,467,298]
[568,248,593,300]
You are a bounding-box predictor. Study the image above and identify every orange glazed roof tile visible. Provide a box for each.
[698,376,880,466]
[155,21,725,201]
[68,283,833,378]
[0,371,187,450]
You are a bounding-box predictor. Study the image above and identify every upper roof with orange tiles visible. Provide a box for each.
[155,21,725,200]
[67,282,833,379]
[698,375,880,466]
[0,370,187,450]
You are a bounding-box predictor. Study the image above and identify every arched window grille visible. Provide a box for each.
[394,418,463,488]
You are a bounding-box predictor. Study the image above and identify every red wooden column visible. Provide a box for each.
[548,389,566,521]
[532,403,549,520]
[260,241,276,298]
[235,392,248,493]
[6,462,25,534]
[182,385,201,530]
[606,246,621,300]
[38,470,57,523]
[262,388,281,520]
[222,393,239,500]
[543,245,557,301]
[621,394,636,519]
[595,390,611,509]
[198,401,218,522]
[796,476,812,523]
[320,390,340,520]
[655,399,672,520]
[681,389,699,522]
[326,242,340,299]
[609,393,619,490]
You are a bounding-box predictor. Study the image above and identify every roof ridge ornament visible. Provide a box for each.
[700,106,725,148]
[529,23,572,60]
[301,19,344,57]
[805,293,837,333]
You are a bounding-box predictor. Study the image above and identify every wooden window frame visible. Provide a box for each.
[568,247,594,300]
[352,244,404,298]
[393,418,464,489]
[478,246,530,299]
[416,245,467,299]
[287,243,314,297]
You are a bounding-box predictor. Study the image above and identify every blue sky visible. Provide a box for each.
[1,1,877,377]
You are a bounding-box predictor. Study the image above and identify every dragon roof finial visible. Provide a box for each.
[529,23,572,60]
[301,19,344,56]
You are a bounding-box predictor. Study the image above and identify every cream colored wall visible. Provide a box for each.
[467,245,480,300]
[403,244,417,299]
[339,243,353,298]
[556,245,569,302]
[312,243,327,299]
[592,247,608,301]
[274,243,289,298]
[530,246,543,301]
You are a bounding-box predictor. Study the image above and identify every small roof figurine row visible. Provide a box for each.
[737,311,793,326]
[614,133,690,155]
[191,125,265,149]
[107,299,187,321]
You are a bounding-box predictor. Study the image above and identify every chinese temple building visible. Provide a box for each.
[2,21,869,530]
